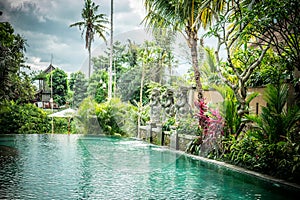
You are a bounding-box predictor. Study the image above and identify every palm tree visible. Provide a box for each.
[143,0,225,100]
[70,0,108,78]
[200,46,220,85]
[152,28,176,84]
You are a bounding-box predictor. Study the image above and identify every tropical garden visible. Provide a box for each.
[1,0,300,185]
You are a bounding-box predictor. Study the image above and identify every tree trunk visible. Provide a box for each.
[168,52,172,85]
[88,46,91,78]
[189,33,203,100]
[137,63,145,138]
[108,0,114,99]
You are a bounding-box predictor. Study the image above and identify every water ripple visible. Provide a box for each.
[0,134,298,199]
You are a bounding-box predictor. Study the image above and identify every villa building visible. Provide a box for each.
[34,64,58,109]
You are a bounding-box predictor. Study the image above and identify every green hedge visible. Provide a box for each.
[0,101,51,134]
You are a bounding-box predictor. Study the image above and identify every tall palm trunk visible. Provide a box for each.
[189,31,203,100]
[88,45,91,78]
[137,62,146,138]
[108,0,113,99]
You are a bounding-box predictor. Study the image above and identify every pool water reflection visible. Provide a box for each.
[0,134,298,199]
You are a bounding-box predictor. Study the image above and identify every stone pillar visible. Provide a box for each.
[169,125,178,150]
[146,122,155,143]
[155,123,163,145]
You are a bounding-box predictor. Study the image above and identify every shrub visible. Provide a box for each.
[95,98,137,136]
[0,101,50,134]
[162,117,175,132]
[53,118,69,134]
[246,84,300,143]
[187,99,224,157]
[76,97,138,136]
[75,96,99,134]
[222,132,300,183]
[177,116,200,135]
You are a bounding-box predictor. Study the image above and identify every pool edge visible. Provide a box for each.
[169,148,300,191]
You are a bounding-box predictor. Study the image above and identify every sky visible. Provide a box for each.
[0,0,220,76]
[0,0,149,74]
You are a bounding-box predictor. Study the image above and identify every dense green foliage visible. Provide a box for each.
[53,117,71,134]
[222,133,300,183]
[87,70,108,103]
[92,41,128,78]
[0,22,48,134]
[214,85,241,138]
[47,68,68,106]
[247,51,289,87]
[95,98,138,136]
[183,0,300,184]
[74,97,98,134]
[69,71,88,107]
[75,97,137,136]
[0,101,50,134]
[0,22,35,103]
[242,0,300,72]
[205,84,300,183]
[246,84,300,144]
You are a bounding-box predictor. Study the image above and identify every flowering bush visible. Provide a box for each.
[194,98,224,157]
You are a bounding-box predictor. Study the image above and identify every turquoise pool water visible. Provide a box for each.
[0,134,298,199]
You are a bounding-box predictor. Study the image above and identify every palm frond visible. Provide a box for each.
[69,21,85,28]
[264,84,288,114]
[143,0,223,33]
[204,47,217,72]
[247,83,300,143]
[283,106,300,134]
[245,91,259,105]
[70,0,108,50]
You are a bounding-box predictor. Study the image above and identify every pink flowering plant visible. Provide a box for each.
[193,98,224,157]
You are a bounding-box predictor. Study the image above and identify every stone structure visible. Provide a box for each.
[161,88,176,121]
[139,86,197,150]
[139,122,163,145]
[150,88,162,123]
[175,86,191,120]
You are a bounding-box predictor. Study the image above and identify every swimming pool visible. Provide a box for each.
[0,134,298,199]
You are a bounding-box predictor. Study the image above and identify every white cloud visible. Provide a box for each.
[128,0,146,19]
[26,56,49,71]
[31,56,42,64]
[1,0,147,75]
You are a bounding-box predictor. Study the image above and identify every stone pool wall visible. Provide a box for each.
[139,123,163,145]
[139,123,197,152]
[178,134,198,151]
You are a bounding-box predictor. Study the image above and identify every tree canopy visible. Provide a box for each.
[0,22,35,103]
[47,68,68,106]
[143,0,225,100]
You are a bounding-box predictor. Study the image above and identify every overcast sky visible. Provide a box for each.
[0,0,148,74]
